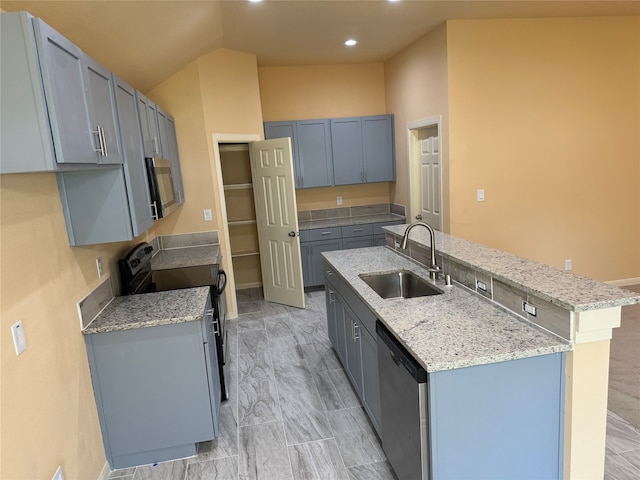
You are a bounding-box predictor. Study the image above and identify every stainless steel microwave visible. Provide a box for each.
[145,157,178,219]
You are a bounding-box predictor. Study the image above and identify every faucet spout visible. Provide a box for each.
[400,222,440,280]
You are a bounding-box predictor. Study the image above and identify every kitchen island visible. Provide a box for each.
[324,225,640,479]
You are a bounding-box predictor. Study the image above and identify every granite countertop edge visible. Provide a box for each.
[383,225,640,312]
[299,213,405,230]
[82,287,210,335]
[322,247,571,373]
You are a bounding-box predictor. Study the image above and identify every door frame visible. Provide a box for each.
[212,133,260,319]
[406,115,447,231]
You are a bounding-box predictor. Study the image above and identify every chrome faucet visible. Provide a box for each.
[400,222,440,280]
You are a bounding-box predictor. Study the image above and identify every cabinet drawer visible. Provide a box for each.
[372,220,405,236]
[308,226,342,242]
[341,224,373,238]
[299,230,310,242]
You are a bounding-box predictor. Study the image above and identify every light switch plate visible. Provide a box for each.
[203,209,212,221]
[477,189,485,202]
[96,257,103,278]
[336,196,343,205]
[11,320,27,355]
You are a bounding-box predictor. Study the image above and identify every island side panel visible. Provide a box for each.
[563,338,612,480]
[429,352,566,479]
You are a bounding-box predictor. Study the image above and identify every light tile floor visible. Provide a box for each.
[107,287,640,480]
[108,288,395,480]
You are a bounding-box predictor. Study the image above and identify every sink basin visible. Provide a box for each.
[359,270,443,299]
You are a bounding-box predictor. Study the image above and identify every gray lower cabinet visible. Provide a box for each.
[302,220,403,288]
[1,12,122,173]
[324,260,565,479]
[324,263,381,434]
[84,302,220,469]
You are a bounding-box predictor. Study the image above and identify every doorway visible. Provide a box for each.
[407,116,444,231]
[212,134,304,317]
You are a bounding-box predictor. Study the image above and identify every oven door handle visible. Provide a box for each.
[217,269,227,294]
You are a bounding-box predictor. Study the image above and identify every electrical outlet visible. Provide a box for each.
[336,196,343,206]
[96,257,103,278]
[564,259,572,271]
[477,189,485,202]
[11,321,27,356]
[52,465,64,480]
[203,209,212,221]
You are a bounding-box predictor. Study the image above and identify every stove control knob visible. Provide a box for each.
[144,246,153,255]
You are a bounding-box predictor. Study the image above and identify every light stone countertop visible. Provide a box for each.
[82,287,210,334]
[299,213,405,231]
[151,245,221,271]
[384,225,640,312]
[322,247,570,372]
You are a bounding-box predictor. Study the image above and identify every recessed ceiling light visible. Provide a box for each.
[345,39,357,47]
[248,0,263,3]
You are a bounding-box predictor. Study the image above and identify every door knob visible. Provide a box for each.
[288,231,297,237]
[415,214,423,220]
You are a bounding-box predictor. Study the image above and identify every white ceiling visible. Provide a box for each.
[3,0,639,92]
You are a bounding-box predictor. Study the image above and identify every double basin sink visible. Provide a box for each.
[359,270,443,299]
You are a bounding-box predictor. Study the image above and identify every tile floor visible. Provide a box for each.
[108,288,395,480]
[107,287,640,480]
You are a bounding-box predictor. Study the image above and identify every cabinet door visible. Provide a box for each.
[296,119,333,188]
[331,117,364,186]
[82,55,123,164]
[264,121,300,187]
[334,292,348,364]
[324,283,338,349]
[167,117,185,205]
[344,305,363,396]
[343,236,373,250]
[309,239,343,287]
[113,75,154,236]
[362,115,395,183]
[301,243,312,287]
[360,325,381,434]
[156,106,170,158]
[136,92,161,157]
[33,18,97,165]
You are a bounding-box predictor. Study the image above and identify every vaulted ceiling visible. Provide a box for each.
[3,0,639,92]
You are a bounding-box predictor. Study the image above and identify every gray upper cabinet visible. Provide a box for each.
[331,117,364,185]
[156,105,170,158]
[296,119,333,188]
[113,75,155,236]
[82,54,124,165]
[362,115,395,183]
[264,119,333,188]
[136,92,162,158]
[1,12,123,172]
[332,115,395,185]
[167,117,185,206]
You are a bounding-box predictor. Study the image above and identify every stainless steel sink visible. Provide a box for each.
[359,270,443,299]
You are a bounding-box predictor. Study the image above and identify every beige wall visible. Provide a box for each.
[258,64,394,210]
[446,16,639,281]
[384,23,450,230]
[0,173,151,479]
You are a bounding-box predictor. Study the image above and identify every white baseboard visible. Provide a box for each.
[97,462,110,480]
[606,277,640,287]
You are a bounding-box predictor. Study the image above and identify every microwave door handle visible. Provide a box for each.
[150,201,159,220]
[218,270,227,293]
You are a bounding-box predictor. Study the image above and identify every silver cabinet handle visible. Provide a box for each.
[320,231,332,236]
[329,290,335,304]
[152,137,160,155]
[150,202,159,220]
[353,228,363,232]
[100,126,108,157]
[354,323,360,341]
[92,128,105,156]
[326,270,333,276]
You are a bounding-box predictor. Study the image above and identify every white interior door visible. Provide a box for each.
[419,135,441,230]
[249,138,305,309]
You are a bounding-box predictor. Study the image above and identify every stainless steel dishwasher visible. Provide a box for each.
[376,321,429,480]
